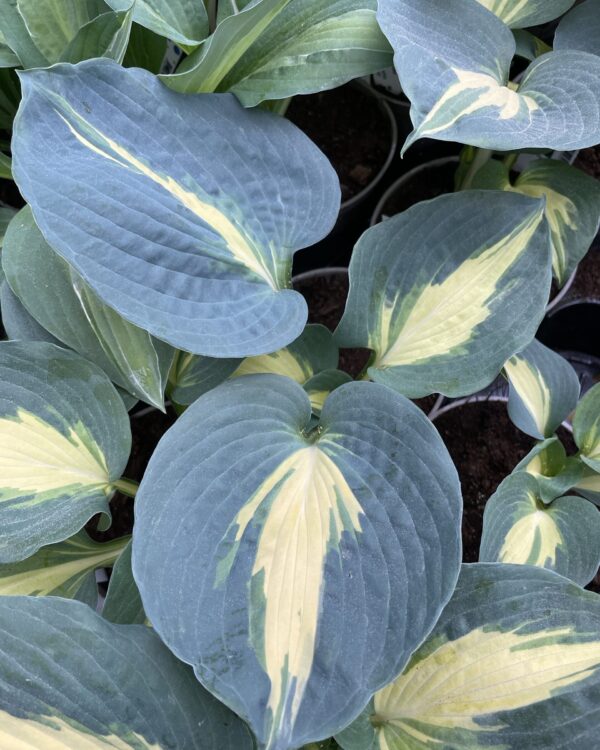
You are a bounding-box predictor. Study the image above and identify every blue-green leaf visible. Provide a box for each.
[164,0,392,106]
[0,595,254,748]
[555,0,600,56]
[0,203,16,248]
[474,158,600,285]
[335,191,551,398]
[338,563,600,750]
[0,280,62,345]
[103,538,146,624]
[0,530,128,598]
[573,382,600,472]
[480,473,600,585]
[476,0,575,28]
[0,0,49,68]
[514,437,589,503]
[0,341,131,563]
[3,206,174,409]
[504,339,580,439]
[106,0,209,47]
[133,375,462,750]
[377,0,600,153]
[12,59,340,356]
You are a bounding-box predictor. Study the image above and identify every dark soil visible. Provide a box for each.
[575,145,600,179]
[377,158,457,219]
[565,244,600,300]
[287,84,392,203]
[434,401,534,562]
[87,406,177,542]
[293,270,438,414]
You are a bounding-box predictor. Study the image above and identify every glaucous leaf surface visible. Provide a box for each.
[335,191,551,398]
[337,563,600,750]
[133,375,462,750]
[573,468,600,506]
[3,206,174,409]
[480,473,600,585]
[168,352,241,406]
[0,595,254,749]
[164,0,392,106]
[555,0,600,56]
[103,538,146,624]
[0,341,131,563]
[0,0,48,67]
[106,0,209,47]
[304,369,353,415]
[504,339,580,440]
[12,59,340,356]
[573,382,600,472]
[475,0,575,27]
[0,203,16,248]
[377,0,600,153]
[59,5,134,64]
[473,158,600,285]
[0,530,128,598]
[1,280,61,345]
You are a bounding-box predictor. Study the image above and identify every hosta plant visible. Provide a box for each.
[0,1,600,749]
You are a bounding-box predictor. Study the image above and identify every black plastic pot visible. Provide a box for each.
[291,84,399,274]
[369,156,459,225]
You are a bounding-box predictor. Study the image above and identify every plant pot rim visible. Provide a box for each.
[369,155,460,227]
[546,269,577,313]
[339,81,399,213]
[291,266,349,285]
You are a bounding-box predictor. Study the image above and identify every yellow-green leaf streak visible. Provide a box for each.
[504,354,550,437]
[232,349,309,383]
[374,625,600,744]
[476,0,530,24]
[499,492,562,566]
[221,446,363,745]
[0,711,161,749]
[55,109,278,289]
[0,408,109,500]
[375,206,545,367]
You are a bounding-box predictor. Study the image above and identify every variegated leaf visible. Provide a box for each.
[3,206,174,409]
[164,0,392,106]
[504,339,580,440]
[106,0,209,48]
[304,369,353,415]
[13,59,340,356]
[168,352,241,406]
[377,0,600,153]
[335,191,551,398]
[0,596,254,749]
[480,473,600,585]
[0,530,128,598]
[514,437,588,503]
[337,563,600,750]
[475,0,575,28]
[103,539,146,624]
[474,158,600,285]
[133,375,462,750]
[573,382,600,472]
[574,466,600,506]
[0,341,131,563]
[555,0,600,57]
[59,5,135,64]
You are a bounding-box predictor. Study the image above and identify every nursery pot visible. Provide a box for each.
[288,82,398,274]
[292,266,442,417]
[369,156,459,225]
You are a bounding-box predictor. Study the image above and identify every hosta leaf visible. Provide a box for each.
[335,191,551,398]
[106,0,208,47]
[13,59,339,356]
[60,6,134,64]
[0,67,20,131]
[3,206,174,409]
[133,375,462,750]
[304,369,353,415]
[0,44,19,68]
[555,0,600,56]
[0,596,255,749]
[165,0,392,106]
[0,204,16,248]
[0,0,49,68]
[573,467,600,505]
[573,382,600,472]
[103,539,146,624]
[168,352,241,406]
[1,280,67,345]
[0,530,128,598]
[504,339,580,440]
[0,151,11,178]
[123,22,167,73]
[337,564,600,750]
[512,29,551,61]
[0,341,131,563]
[475,0,575,28]
[377,0,600,153]
[474,158,600,285]
[480,473,600,586]
[515,438,588,503]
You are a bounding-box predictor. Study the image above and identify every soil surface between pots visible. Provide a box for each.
[287,84,392,204]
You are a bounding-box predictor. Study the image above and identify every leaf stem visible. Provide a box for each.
[112,478,139,498]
